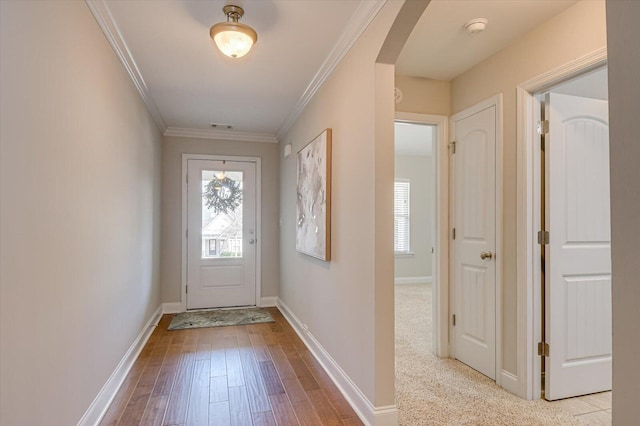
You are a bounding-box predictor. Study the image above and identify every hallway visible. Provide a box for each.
[101,308,362,425]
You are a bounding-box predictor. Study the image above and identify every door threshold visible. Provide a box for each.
[186,305,259,312]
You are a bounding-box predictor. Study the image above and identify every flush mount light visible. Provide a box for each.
[464,18,488,35]
[210,5,258,59]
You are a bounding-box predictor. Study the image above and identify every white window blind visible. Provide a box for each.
[394,180,410,253]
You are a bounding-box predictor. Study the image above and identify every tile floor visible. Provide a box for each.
[551,391,612,425]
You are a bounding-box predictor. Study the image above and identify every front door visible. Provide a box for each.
[186,159,257,310]
[545,93,611,400]
[452,101,498,380]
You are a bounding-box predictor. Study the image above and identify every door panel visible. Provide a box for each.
[187,159,256,310]
[453,105,497,380]
[545,93,611,400]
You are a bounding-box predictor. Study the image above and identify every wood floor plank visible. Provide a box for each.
[209,376,229,403]
[268,394,299,426]
[149,335,171,367]
[210,329,227,378]
[258,361,285,396]
[153,333,186,395]
[248,332,271,363]
[99,362,147,425]
[209,401,231,426]
[164,353,196,425]
[253,411,278,426]
[118,383,154,426]
[279,340,299,360]
[182,330,200,354]
[326,395,359,420]
[305,389,343,426]
[228,386,252,426]
[186,359,210,426]
[290,400,323,426]
[195,329,213,361]
[140,394,170,426]
[297,349,321,368]
[340,417,364,426]
[268,345,297,382]
[288,358,320,391]
[224,336,245,387]
[237,329,271,413]
[281,378,308,404]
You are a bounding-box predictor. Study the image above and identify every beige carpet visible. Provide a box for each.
[395,283,579,425]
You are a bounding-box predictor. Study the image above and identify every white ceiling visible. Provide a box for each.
[396,0,577,81]
[99,0,378,138]
[395,122,433,156]
[93,0,587,142]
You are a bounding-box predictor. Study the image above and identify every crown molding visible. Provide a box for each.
[164,127,279,144]
[85,0,167,131]
[276,0,388,140]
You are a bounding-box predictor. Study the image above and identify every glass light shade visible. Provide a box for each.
[210,22,257,58]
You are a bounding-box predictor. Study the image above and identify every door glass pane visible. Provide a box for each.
[201,170,243,259]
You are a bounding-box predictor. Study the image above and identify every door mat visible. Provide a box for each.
[167,308,274,331]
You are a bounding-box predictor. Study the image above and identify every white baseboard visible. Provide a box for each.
[394,276,432,285]
[162,302,184,314]
[77,304,162,426]
[277,299,398,426]
[260,296,278,307]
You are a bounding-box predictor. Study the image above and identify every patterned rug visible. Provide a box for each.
[167,308,274,330]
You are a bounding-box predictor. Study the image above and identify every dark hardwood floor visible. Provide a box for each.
[100,308,363,425]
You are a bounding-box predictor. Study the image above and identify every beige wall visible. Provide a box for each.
[605,1,640,423]
[450,0,607,374]
[395,155,433,279]
[278,2,402,407]
[395,75,451,116]
[161,136,280,303]
[0,2,162,424]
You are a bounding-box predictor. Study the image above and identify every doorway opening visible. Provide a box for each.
[394,120,437,360]
[523,65,611,402]
[517,48,611,404]
[394,113,449,360]
[181,154,262,311]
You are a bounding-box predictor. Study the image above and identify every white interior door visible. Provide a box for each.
[545,93,611,400]
[187,159,256,310]
[452,104,497,380]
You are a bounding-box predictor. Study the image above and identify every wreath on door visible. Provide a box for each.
[203,176,242,214]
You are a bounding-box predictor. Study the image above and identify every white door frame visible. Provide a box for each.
[395,112,450,357]
[181,153,262,312]
[449,94,504,385]
[516,47,607,399]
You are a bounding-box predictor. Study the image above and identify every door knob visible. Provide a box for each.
[249,238,256,245]
[480,251,493,260]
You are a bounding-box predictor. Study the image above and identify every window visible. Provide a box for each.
[394,180,410,253]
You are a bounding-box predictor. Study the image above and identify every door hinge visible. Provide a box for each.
[537,230,549,245]
[186,173,189,184]
[186,229,188,239]
[186,285,188,294]
[449,141,456,154]
[537,120,549,135]
[452,228,456,240]
[452,314,457,326]
[538,341,549,357]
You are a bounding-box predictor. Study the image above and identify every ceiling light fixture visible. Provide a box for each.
[210,5,258,59]
[464,18,488,35]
